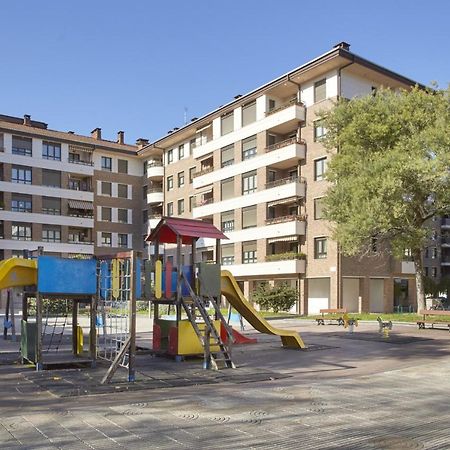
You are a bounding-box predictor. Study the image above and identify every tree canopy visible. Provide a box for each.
[321,86,450,310]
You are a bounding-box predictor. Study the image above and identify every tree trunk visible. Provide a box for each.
[413,249,426,312]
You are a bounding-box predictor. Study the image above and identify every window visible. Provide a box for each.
[101,181,112,196]
[221,210,234,232]
[118,208,128,223]
[42,142,61,160]
[314,119,327,141]
[42,197,60,215]
[12,136,32,156]
[178,144,184,159]
[101,156,112,171]
[242,170,257,195]
[189,167,196,183]
[431,247,437,259]
[12,165,32,184]
[102,207,112,221]
[268,99,276,112]
[314,78,326,103]
[190,138,196,150]
[42,169,61,187]
[118,184,128,198]
[167,149,174,164]
[242,101,256,126]
[11,194,32,213]
[221,244,235,265]
[432,267,437,278]
[178,171,185,188]
[12,222,32,241]
[221,177,234,201]
[167,176,174,191]
[143,185,148,199]
[143,209,148,223]
[242,135,257,160]
[167,202,174,217]
[178,199,185,215]
[314,237,327,259]
[221,111,234,136]
[221,144,234,167]
[314,157,327,181]
[425,267,429,277]
[425,248,429,258]
[101,232,112,247]
[118,234,128,248]
[267,134,277,147]
[189,196,195,212]
[242,205,257,229]
[242,241,257,264]
[42,226,61,243]
[314,198,324,220]
[118,159,128,174]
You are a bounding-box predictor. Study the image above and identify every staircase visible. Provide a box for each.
[180,271,235,370]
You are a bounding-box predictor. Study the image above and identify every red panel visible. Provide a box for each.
[153,324,161,351]
[165,260,173,298]
[168,326,178,355]
[220,323,257,345]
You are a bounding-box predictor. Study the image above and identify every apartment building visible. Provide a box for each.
[140,42,424,314]
[0,114,143,258]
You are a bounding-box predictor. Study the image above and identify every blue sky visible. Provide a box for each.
[1,1,449,144]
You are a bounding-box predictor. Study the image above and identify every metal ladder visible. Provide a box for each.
[180,271,235,370]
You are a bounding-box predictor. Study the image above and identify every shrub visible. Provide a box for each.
[253,283,298,313]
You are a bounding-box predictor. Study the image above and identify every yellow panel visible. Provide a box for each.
[0,258,37,290]
[177,319,220,355]
[111,259,120,299]
[155,260,162,299]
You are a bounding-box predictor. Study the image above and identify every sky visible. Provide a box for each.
[1,0,449,145]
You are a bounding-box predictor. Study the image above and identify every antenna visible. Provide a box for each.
[184,107,188,125]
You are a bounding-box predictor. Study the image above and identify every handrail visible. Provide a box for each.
[193,166,214,178]
[265,175,305,189]
[265,137,306,153]
[265,98,305,116]
[265,214,306,225]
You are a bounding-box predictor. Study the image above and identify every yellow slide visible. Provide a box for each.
[220,270,306,349]
[0,258,37,290]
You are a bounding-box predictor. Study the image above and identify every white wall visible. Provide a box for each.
[370,279,384,312]
[342,278,360,313]
[300,70,338,106]
[308,278,330,314]
[341,72,375,99]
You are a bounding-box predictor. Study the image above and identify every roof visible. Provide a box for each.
[146,217,228,245]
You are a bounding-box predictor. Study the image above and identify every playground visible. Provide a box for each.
[1,217,450,447]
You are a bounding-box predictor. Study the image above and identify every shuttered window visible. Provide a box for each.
[314,79,326,102]
[242,101,256,126]
[242,205,257,229]
[221,244,235,265]
[42,169,61,187]
[242,135,257,160]
[221,144,234,167]
[221,112,234,135]
[221,210,234,232]
[221,177,234,200]
[242,241,257,264]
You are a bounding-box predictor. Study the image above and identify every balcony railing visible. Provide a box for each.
[68,158,94,166]
[193,166,214,178]
[68,239,94,245]
[148,187,163,193]
[265,98,304,117]
[265,252,306,262]
[195,197,214,206]
[68,212,94,219]
[147,160,163,167]
[265,214,306,225]
[265,137,306,153]
[149,214,163,220]
[67,184,93,192]
[265,175,305,190]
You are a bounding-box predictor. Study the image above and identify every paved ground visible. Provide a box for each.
[1,319,450,449]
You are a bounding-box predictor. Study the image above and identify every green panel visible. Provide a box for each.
[198,263,221,297]
[155,318,177,351]
[21,320,37,363]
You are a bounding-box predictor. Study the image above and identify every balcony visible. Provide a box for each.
[147,188,164,204]
[194,176,305,218]
[193,166,214,179]
[266,98,304,116]
[193,139,305,189]
[147,160,164,179]
[148,214,163,231]
[265,252,306,262]
[265,214,306,226]
[68,156,94,166]
[225,259,306,277]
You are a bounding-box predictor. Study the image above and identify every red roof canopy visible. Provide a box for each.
[146,217,228,245]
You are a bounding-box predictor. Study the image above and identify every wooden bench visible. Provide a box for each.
[417,309,450,332]
[316,308,347,326]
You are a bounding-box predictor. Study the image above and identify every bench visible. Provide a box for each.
[316,308,347,326]
[417,309,450,332]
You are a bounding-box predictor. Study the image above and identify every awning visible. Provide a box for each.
[68,200,94,210]
[267,235,299,244]
[267,196,299,208]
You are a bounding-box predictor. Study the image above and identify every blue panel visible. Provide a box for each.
[38,256,96,295]
[135,259,142,299]
[99,260,110,299]
[161,266,192,297]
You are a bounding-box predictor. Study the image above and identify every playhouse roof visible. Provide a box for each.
[146,217,228,245]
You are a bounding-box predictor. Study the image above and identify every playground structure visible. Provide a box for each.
[146,217,306,370]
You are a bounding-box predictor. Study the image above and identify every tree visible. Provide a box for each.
[321,86,450,312]
[253,283,298,313]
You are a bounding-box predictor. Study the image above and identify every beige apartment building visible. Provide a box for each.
[140,42,423,314]
[0,115,144,259]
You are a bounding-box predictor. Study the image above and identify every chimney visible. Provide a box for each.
[333,41,350,51]
[117,131,125,144]
[135,138,149,149]
[67,131,75,134]
[23,114,31,126]
[91,127,102,140]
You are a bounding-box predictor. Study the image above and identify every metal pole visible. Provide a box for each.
[89,295,96,367]
[176,235,182,322]
[128,251,137,382]
[36,292,43,371]
[72,299,78,356]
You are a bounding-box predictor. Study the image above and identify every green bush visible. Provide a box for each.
[253,283,298,313]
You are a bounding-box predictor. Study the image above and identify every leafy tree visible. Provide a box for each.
[321,86,450,311]
[253,283,298,313]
